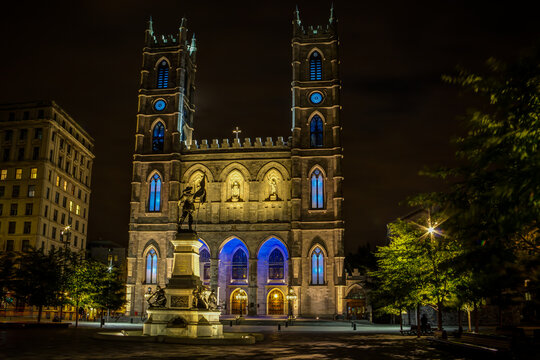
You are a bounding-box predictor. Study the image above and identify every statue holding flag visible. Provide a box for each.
[177,176,206,232]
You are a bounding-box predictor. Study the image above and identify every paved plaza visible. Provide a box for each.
[0,322,474,360]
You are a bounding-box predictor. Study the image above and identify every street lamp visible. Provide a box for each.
[286,288,297,322]
[58,222,72,322]
[235,291,248,318]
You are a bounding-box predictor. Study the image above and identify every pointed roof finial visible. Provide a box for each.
[295,5,301,26]
[329,3,335,24]
[148,15,154,35]
[190,33,197,55]
[180,17,187,29]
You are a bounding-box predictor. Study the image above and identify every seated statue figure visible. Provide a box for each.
[147,286,167,308]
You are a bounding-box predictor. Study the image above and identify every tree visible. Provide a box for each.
[412,49,540,324]
[11,249,64,323]
[0,251,15,303]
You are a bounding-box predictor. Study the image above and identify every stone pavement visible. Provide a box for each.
[0,323,473,359]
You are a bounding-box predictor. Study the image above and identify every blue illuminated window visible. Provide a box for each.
[309,51,322,80]
[152,122,165,152]
[148,173,162,212]
[232,249,248,280]
[157,60,169,88]
[200,248,210,281]
[311,247,324,285]
[310,169,324,209]
[146,249,158,284]
[268,249,284,280]
[310,115,323,147]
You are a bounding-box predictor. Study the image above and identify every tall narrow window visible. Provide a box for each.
[268,249,284,280]
[232,249,248,280]
[310,115,323,147]
[156,60,169,88]
[146,249,158,284]
[311,247,324,284]
[310,169,324,209]
[309,51,322,80]
[148,173,162,212]
[200,248,210,281]
[152,122,165,152]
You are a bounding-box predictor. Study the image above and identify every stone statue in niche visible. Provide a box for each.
[231,181,241,202]
[265,176,281,201]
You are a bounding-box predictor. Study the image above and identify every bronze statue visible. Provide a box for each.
[177,176,206,232]
[147,286,167,308]
[208,289,218,310]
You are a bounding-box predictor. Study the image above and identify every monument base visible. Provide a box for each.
[143,308,223,338]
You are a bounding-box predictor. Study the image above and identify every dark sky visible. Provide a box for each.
[1,1,538,253]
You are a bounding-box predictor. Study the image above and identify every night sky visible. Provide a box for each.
[1,1,537,253]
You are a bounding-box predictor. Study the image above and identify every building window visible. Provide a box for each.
[8,113,15,121]
[23,111,29,120]
[23,222,31,234]
[17,148,25,161]
[12,185,20,198]
[34,128,43,139]
[54,192,59,204]
[232,249,248,280]
[22,240,30,252]
[32,147,40,160]
[52,227,56,239]
[8,221,16,234]
[148,173,162,212]
[146,249,158,284]
[56,176,60,187]
[310,115,323,147]
[268,249,284,280]
[19,129,27,140]
[15,169,22,179]
[309,51,322,80]
[10,203,18,216]
[0,186,4,197]
[2,149,10,162]
[76,204,80,215]
[44,205,48,217]
[30,168,37,179]
[69,201,73,212]
[42,224,47,236]
[61,213,66,225]
[310,169,324,209]
[25,203,33,215]
[6,240,14,251]
[27,185,35,198]
[0,204,3,215]
[53,209,58,222]
[46,187,50,199]
[200,248,210,281]
[0,170,7,180]
[63,181,67,191]
[63,197,67,208]
[311,247,324,285]
[152,122,165,152]
[5,130,13,140]
[156,60,169,88]
[75,220,79,231]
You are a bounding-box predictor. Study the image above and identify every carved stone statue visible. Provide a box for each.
[147,286,167,308]
[208,290,218,310]
[269,178,278,200]
[192,285,212,309]
[231,181,240,202]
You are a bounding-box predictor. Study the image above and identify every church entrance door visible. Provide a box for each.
[267,289,284,315]
[230,288,247,316]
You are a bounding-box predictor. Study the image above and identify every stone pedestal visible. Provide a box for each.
[143,231,223,338]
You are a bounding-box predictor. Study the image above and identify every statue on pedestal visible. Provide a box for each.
[147,286,167,308]
[178,176,206,231]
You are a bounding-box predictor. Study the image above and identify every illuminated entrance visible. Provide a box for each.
[230,289,247,316]
[267,289,284,315]
[345,286,366,320]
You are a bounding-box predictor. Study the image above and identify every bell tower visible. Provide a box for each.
[290,6,346,316]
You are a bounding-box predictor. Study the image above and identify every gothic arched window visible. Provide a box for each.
[268,248,284,280]
[156,60,169,88]
[310,169,324,209]
[146,249,158,284]
[309,51,322,80]
[232,249,248,280]
[310,115,323,147]
[311,247,324,285]
[152,122,165,152]
[200,248,210,281]
[148,173,162,212]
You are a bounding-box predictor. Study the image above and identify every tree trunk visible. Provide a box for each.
[37,305,42,323]
[416,304,421,338]
[100,310,104,328]
[467,309,472,332]
[474,302,479,333]
[407,309,411,326]
[437,301,443,330]
[75,300,79,328]
[399,307,403,331]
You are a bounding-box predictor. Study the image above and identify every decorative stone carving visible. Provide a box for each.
[170,295,190,308]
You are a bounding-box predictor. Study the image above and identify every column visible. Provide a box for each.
[248,258,258,316]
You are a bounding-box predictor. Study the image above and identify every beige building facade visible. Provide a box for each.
[127,10,346,318]
[0,101,94,254]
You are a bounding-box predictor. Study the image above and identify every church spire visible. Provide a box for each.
[189,33,197,55]
[329,3,335,25]
[148,15,154,35]
[295,5,302,26]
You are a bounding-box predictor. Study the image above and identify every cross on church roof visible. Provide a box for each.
[233,126,242,140]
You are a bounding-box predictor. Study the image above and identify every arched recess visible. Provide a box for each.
[267,288,285,315]
[306,47,325,61]
[308,49,323,81]
[183,163,215,183]
[143,243,160,285]
[154,56,172,69]
[344,284,368,320]
[256,162,290,181]
[199,239,211,282]
[230,288,248,315]
[257,236,289,282]
[219,162,252,182]
[141,239,161,257]
[308,165,326,209]
[147,170,164,212]
[308,113,324,148]
[305,111,326,127]
[219,237,250,263]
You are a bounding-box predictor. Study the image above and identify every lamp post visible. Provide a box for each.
[286,287,297,323]
[59,221,72,322]
[235,291,248,318]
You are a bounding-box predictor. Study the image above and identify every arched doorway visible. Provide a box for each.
[267,289,284,315]
[345,286,367,320]
[230,288,247,316]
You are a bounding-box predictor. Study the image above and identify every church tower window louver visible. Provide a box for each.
[309,51,322,80]
[156,60,169,88]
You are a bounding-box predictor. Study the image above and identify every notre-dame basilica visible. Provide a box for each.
[126,8,350,318]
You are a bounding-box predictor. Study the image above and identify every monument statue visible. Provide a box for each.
[177,176,206,231]
[231,180,240,201]
[147,286,167,308]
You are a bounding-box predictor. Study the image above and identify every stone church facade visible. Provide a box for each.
[126,9,347,318]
